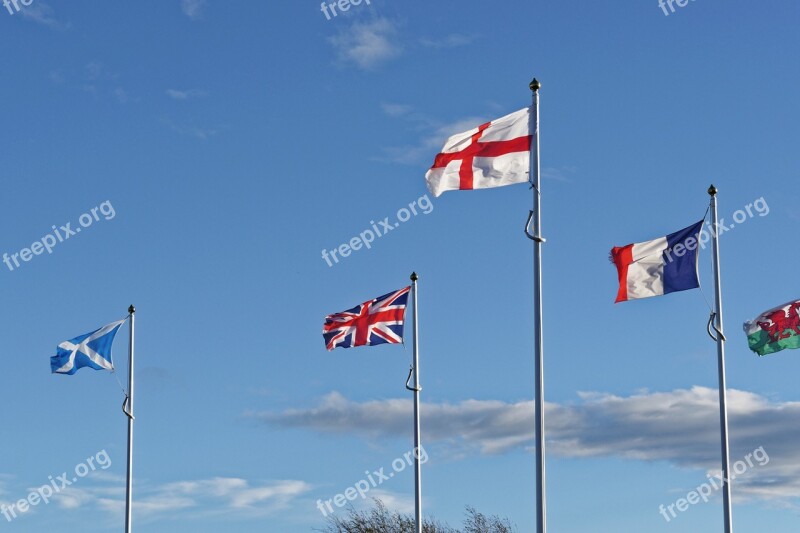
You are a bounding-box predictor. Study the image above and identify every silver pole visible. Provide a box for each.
[410,273,422,533]
[530,78,547,533]
[125,305,136,533]
[708,186,733,533]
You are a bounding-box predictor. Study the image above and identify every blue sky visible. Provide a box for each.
[1,0,799,531]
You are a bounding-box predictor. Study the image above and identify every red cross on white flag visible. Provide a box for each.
[425,107,532,197]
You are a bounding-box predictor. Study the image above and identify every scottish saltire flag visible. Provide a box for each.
[744,299,800,356]
[610,220,704,303]
[323,287,410,351]
[425,108,532,197]
[51,318,127,375]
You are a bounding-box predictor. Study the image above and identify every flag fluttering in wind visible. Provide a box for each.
[426,82,547,532]
[425,107,532,197]
[744,299,800,356]
[323,287,410,351]
[50,307,137,532]
[321,277,422,532]
[610,221,704,303]
[51,318,127,375]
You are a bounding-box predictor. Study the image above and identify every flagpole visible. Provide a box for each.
[708,186,733,533]
[410,272,422,533]
[529,78,547,533]
[125,304,136,533]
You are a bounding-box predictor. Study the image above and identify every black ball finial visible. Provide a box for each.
[708,184,718,196]
[530,78,541,92]
[410,272,418,281]
[128,304,136,314]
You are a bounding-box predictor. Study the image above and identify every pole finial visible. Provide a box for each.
[530,78,541,92]
[708,184,718,196]
[410,272,418,281]
[128,304,136,314]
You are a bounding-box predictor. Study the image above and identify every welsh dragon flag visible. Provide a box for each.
[743,298,800,356]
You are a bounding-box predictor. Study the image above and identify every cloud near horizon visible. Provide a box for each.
[256,386,800,504]
[0,474,310,523]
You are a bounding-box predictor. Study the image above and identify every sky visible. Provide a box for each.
[1,0,799,532]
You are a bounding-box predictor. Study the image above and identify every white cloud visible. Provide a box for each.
[380,103,414,118]
[258,387,800,503]
[376,111,487,166]
[145,478,310,515]
[329,19,402,70]
[57,486,117,511]
[0,474,12,507]
[542,166,577,183]
[163,118,220,140]
[20,2,70,30]
[95,493,196,515]
[181,0,207,20]
[359,490,415,514]
[85,62,104,81]
[166,89,207,100]
[229,481,309,509]
[61,62,131,104]
[114,88,130,104]
[51,476,310,519]
[49,70,65,84]
[419,34,476,49]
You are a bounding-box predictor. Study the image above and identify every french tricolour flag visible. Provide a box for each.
[610,221,704,303]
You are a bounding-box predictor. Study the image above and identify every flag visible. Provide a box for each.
[51,318,127,375]
[610,220,704,303]
[744,299,800,356]
[425,107,532,197]
[323,287,410,351]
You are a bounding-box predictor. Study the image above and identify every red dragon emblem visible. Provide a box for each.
[757,301,800,342]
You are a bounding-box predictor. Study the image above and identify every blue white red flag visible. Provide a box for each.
[51,318,127,375]
[610,221,704,303]
[323,287,410,351]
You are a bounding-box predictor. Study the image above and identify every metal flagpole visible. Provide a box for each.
[524,78,547,533]
[124,304,136,533]
[708,186,733,533]
[407,272,422,533]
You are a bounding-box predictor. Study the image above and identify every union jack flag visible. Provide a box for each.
[323,287,410,351]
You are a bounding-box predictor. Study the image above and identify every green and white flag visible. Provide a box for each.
[744,299,800,356]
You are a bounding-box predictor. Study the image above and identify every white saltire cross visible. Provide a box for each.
[53,318,126,374]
